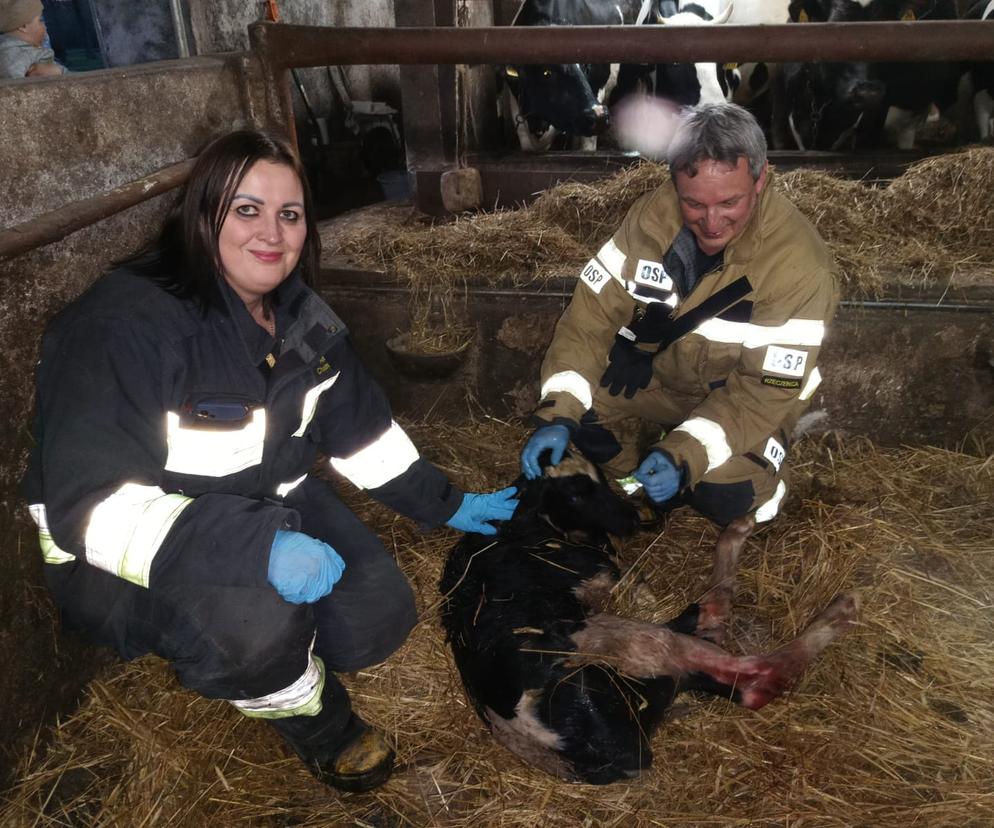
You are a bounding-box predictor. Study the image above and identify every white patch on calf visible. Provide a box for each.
[485,693,573,779]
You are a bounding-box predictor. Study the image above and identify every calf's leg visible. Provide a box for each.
[570,591,860,710]
[693,515,755,646]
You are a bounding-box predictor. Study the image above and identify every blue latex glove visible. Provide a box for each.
[267,529,346,604]
[446,487,519,535]
[633,451,681,503]
[520,424,571,480]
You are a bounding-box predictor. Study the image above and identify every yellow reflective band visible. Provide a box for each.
[28,504,76,564]
[165,409,267,477]
[693,317,825,348]
[329,420,421,490]
[541,370,593,410]
[231,654,326,719]
[673,417,732,472]
[85,482,193,587]
[292,372,340,437]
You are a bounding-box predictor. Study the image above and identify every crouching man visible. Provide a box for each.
[521,103,838,526]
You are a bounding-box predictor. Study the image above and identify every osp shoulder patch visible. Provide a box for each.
[634,259,673,291]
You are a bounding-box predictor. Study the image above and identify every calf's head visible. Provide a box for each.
[518,453,641,540]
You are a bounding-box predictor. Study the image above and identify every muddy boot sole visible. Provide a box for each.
[313,725,396,793]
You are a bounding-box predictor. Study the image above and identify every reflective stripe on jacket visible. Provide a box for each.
[21,268,461,590]
[535,174,839,486]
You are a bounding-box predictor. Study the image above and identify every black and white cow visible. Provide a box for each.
[651,0,738,106]
[440,454,860,784]
[500,0,651,151]
[782,0,886,150]
[966,0,994,141]
[784,0,963,150]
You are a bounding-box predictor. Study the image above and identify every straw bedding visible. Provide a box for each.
[5,148,993,825]
[326,146,994,303]
[4,420,993,827]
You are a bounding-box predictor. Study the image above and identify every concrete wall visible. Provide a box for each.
[0,53,269,785]
[90,0,181,66]
[187,0,401,141]
[320,278,994,452]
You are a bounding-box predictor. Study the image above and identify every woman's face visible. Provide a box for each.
[217,160,307,307]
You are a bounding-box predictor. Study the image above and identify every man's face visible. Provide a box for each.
[19,15,47,48]
[674,157,768,256]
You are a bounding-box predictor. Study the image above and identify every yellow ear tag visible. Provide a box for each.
[724,62,738,70]
[901,9,916,19]
[799,9,809,21]
[505,66,519,78]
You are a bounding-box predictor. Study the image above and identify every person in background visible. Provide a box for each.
[521,103,838,529]
[0,0,65,78]
[21,130,517,793]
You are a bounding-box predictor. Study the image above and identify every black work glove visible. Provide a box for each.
[600,332,656,398]
[600,303,673,398]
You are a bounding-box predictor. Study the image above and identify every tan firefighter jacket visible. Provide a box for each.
[534,173,840,487]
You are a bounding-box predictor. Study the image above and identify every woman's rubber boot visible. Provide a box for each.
[306,714,396,793]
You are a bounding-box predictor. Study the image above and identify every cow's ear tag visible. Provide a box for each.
[724,62,738,70]
[505,66,519,78]
[798,9,809,21]
[901,9,916,19]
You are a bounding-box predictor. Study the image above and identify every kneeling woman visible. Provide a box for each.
[21,130,517,793]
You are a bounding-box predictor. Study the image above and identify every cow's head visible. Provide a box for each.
[503,61,610,139]
[652,2,735,107]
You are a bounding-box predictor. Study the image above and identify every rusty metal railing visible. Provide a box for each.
[0,159,194,262]
[4,20,993,261]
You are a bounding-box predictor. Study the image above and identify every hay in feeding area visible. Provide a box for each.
[4,420,994,827]
[327,146,994,304]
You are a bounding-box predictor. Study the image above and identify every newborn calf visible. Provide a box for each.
[440,455,859,784]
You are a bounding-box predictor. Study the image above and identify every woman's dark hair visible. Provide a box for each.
[120,129,320,311]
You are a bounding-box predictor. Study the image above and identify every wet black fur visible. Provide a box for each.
[440,464,709,784]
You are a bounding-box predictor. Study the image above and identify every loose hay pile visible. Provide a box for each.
[4,420,994,827]
[328,146,994,302]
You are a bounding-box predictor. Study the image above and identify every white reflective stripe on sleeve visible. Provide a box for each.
[799,366,822,401]
[578,240,626,294]
[540,370,593,410]
[692,318,825,348]
[84,482,193,586]
[28,503,76,564]
[329,420,421,490]
[755,479,787,523]
[276,473,308,498]
[230,652,325,719]
[164,409,266,477]
[673,417,732,472]
[291,372,340,438]
[596,239,626,281]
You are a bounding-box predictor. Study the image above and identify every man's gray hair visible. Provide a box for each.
[667,103,768,180]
